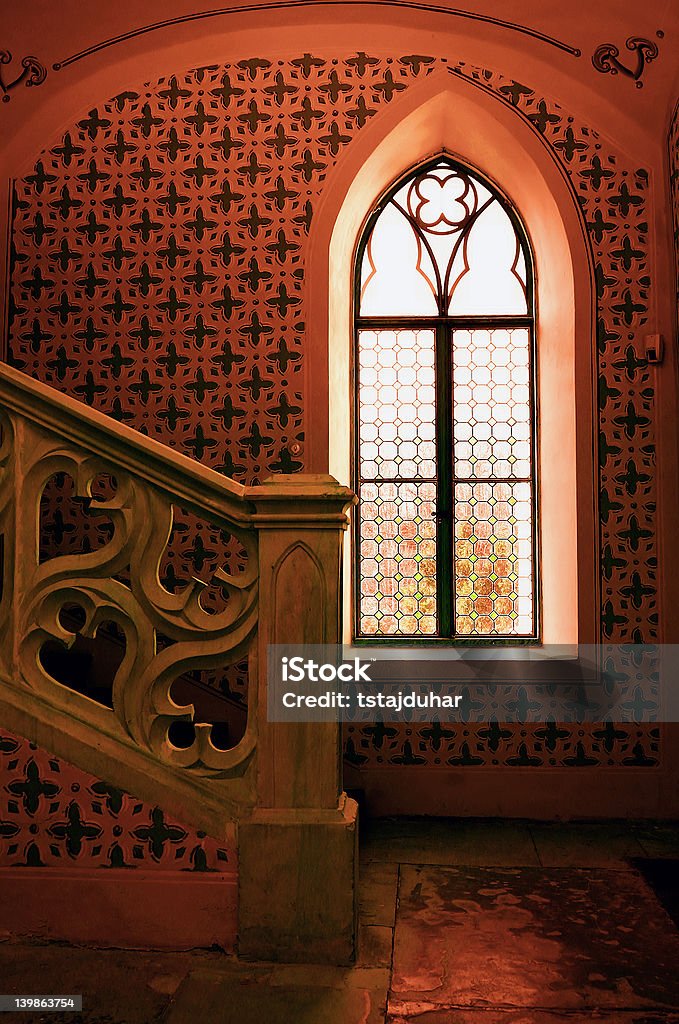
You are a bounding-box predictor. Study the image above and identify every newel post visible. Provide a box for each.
[238,474,358,963]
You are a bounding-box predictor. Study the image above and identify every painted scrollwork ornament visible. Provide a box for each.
[592,33,662,88]
[0,50,47,103]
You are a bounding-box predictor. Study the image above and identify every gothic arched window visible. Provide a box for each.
[354,157,537,640]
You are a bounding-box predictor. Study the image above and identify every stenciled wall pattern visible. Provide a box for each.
[0,51,659,857]
[0,730,232,869]
[670,99,679,336]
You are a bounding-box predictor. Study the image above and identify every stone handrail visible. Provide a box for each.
[0,361,254,526]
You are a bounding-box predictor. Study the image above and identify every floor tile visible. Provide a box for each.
[635,824,679,859]
[391,864,679,1013]
[362,818,539,867]
[267,963,391,992]
[360,861,400,926]
[529,823,646,867]
[0,944,199,1024]
[358,924,394,968]
[166,964,389,1024]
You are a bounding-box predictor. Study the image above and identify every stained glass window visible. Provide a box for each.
[355,158,537,640]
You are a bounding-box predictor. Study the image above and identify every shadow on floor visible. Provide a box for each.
[631,857,679,929]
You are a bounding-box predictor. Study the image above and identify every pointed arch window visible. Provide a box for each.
[354,157,538,640]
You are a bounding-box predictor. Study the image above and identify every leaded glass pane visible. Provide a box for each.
[357,328,436,480]
[360,204,438,316]
[454,481,534,636]
[447,201,527,315]
[358,481,437,636]
[453,328,532,480]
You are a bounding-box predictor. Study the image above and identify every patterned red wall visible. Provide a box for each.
[670,99,679,337]
[0,730,232,869]
[0,52,660,865]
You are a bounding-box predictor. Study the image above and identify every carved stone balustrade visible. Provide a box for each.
[0,362,357,963]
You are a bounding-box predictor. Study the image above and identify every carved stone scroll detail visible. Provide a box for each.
[4,412,258,776]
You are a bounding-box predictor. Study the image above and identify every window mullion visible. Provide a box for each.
[435,322,453,638]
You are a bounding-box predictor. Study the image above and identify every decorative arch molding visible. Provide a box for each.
[271,540,327,643]
[307,70,598,645]
[49,3,580,73]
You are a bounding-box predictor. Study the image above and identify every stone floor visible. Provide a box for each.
[1,819,678,1023]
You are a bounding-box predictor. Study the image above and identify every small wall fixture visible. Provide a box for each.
[644,333,664,365]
